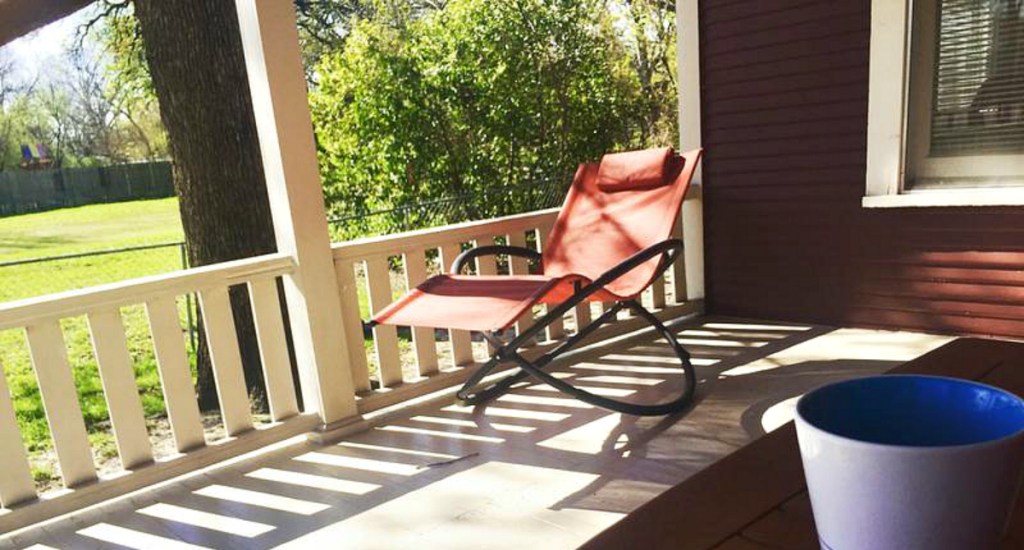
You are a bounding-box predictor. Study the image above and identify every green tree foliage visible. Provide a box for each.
[294,0,376,85]
[92,0,677,237]
[618,0,679,146]
[294,0,450,86]
[101,10,155,104]
[0,53,41,171]
[0,27,168,172]
[310,0,671,238]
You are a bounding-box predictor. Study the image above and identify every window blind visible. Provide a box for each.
[931,0,1024,156]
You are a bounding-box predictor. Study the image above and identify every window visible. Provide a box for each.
[864,0,1024,207]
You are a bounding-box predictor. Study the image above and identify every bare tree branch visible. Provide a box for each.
[72,0,130,53]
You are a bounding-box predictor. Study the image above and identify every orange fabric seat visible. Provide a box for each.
[372,147,702,333]
[374,274,622,332]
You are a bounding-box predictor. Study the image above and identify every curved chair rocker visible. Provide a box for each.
[370,147,703,416]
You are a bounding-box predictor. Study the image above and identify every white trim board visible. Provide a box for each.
[864,0,1024,208]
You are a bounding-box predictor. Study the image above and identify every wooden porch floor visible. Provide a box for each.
[1,317,952,550]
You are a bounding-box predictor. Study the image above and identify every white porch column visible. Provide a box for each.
[677,0,705,301]
[235,0,358,425]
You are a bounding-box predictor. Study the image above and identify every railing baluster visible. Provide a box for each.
[575,299,593,334]
[402,249,438,377]
[439,242,475,366]
[87,308,153,469]
[0,362,36,507]
[671,218,687,303]
[474,236,498,277]
[198,286,253,436]
[248,278,299,421]
[146,297,205,452]
[25,320,97,488]
[507,230,535,343]
[651,272,667,309]
[365,257,403,388]
[534,226,565,341]
[474,236,500,353]
[335,261,371,392]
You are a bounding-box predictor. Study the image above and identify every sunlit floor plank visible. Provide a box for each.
[78,523,213,550]
[375,425,505,443]
[441,405,571,422]
[576,375,664,386]
[496,394,594,409]
[719,363,783,377]
[537,414,626,455]
[571,363,685,375]
[702,322,811,331]
[246,468,380,495]
[673,338,769,348]
[137,503,274,537]
[410,415,536,433]
[294,451,423,475]
[337,441,458,459]
[602,353,716,366]
[527,384,635,398]
[193,485,330,515]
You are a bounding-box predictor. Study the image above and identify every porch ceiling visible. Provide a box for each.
[0,0,92,49]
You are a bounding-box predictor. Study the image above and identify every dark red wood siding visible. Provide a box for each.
[699,0,1024,339]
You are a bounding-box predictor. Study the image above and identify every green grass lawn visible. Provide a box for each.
[0,199,186,486]
[0,198,186,304]
[0,198,184,262]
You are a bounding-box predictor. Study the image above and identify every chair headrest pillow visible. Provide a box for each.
[595,146,675,192]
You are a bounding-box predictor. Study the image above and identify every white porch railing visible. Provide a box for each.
[0,253,318,532]
[0,206,696,533]
[332,207,694,415]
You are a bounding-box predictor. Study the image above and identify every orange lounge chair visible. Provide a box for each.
[370,147,703,416]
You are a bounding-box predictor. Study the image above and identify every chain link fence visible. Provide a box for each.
[0,242,198,353]
[0,242,187,301]
[327,178,567,239]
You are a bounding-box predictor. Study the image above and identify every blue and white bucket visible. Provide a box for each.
[795,375,1024,550]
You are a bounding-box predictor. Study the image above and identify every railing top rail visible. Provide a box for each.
[0,252,294,331]
[331,207,560,261]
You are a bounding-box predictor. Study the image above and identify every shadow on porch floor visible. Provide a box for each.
[2,317,952,550]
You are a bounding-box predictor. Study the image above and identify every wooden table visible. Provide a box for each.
[582,338,1024,550]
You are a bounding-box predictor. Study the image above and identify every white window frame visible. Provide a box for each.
[863,0,1024,208]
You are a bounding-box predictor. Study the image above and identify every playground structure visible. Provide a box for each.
[18,144,54,171]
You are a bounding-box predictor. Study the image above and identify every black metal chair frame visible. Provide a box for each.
[441,238,696,416]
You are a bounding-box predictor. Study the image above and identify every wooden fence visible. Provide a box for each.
[0,161,174,216]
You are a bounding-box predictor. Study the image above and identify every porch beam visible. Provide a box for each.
[234,0,359,425]
[0,0,92,48]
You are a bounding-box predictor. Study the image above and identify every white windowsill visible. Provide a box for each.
[862,189,1024,208]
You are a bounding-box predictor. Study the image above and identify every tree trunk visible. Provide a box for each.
[133,0,275,412]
